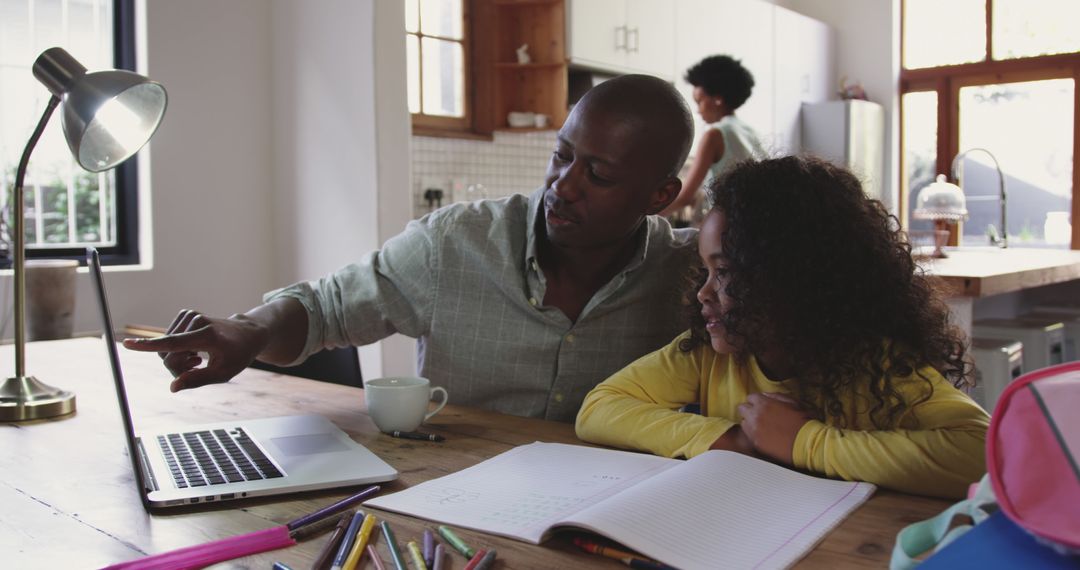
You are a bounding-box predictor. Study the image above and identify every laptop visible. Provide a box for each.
[86,247,398,510]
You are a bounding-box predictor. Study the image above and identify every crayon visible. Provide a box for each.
[312,513,353,570]
[432,543,446,570]
[437,525,476,558]
[330,512,366,570]
[380,520,408,570]
[389,430,445,442]
[407,540,428,570]
[422,528,435,568]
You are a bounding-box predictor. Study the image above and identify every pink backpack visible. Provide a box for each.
[892,361,1080,567]
[987,361,1080,550]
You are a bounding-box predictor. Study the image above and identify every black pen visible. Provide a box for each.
[389,430,445,442]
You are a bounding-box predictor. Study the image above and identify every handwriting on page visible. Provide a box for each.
[481,492,586,528]
[364,442,677,543]
[425,488,481,505]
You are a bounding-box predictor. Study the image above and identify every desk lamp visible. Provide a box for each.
[0,47,167,421]
[913,174,968,258]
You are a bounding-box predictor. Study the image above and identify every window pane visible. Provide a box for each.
[903,91,938,233]
[405,0,419,34]
[421,38,464,117]
[420,0,463,40]
[0,0,117,250]
[958,79,1074,247]
[993,0,1080,60]
[406,34,421,114]
[904,0,985,69]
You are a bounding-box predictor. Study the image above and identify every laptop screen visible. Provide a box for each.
[87,247,154,509]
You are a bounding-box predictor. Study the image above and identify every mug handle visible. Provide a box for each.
[424,386,448,422]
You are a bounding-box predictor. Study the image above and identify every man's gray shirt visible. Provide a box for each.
[265,188,698,422]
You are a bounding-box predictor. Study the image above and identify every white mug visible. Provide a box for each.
[363,376,448,433]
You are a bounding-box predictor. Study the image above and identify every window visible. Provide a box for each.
[901,0,1080,249]
[406,0,472,135]
[0,0,139,267]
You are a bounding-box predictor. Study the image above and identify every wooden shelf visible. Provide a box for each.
[494,126,558,133]
[495,62,566,70]
[493,0,560,5]
[474,0,567,134]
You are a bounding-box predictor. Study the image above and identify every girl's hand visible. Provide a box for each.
[737,392,812,465]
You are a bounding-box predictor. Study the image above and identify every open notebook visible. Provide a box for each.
[364,442,875,570]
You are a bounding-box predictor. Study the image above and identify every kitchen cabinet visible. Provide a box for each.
[773,6,834,154]
[673,0,834,157]
[568,0,674,78]
[675,0,775,154]
[474,0,568,133]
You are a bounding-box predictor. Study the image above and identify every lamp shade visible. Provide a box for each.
[1,47,167,422]
[32,47,167,172]
[913,174,969,221]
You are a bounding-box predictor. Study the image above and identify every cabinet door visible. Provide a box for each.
[568,0,628,71]
[625,0,674,79]
[674,0,774,156]
[773,7,834,155]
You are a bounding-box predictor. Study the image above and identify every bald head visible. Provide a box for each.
[575,74,694,178]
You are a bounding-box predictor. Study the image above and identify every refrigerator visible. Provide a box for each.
[801,100,885,202]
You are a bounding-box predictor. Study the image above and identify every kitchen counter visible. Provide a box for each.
[921,247,1080,298]
[918,246,1080,339]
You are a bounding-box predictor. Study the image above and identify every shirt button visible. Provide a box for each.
[565,334,575,343]
[529,297,538,306]
[554,393,564,403]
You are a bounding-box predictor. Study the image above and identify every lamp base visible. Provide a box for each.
[0,376,76,421]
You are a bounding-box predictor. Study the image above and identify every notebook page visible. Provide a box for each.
[363,442,677,543]
[560,450,875,570]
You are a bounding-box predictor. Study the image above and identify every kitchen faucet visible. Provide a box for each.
[951,148,1008,248]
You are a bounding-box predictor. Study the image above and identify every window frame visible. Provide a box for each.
[407,0,479,138]
[899,0,1080,248]
[2,0,141,268]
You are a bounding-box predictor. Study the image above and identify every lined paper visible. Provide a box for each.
[365,443,874,570]
[365,443,677,543]
[562,450,875,569]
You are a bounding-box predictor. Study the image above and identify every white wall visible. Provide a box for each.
[371,0,419,377]
[69,0,278,333]
[8,0,414,379]
[271,0,401,377]
[784,0,901,211]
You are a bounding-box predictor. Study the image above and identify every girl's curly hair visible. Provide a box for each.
[681,156,971,429]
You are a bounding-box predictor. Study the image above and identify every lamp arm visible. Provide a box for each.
[950,147,1007,248]
[11,94,60,378]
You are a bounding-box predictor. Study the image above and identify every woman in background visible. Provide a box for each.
[661,55,766,218]
[579,157,989,499]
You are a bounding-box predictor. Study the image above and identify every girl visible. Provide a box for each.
[577,157,989,499]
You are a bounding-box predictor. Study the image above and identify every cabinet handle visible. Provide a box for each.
[615,25,627,51]
[628,27,639,53]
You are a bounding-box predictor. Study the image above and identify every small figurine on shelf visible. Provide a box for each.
[516,43,531,64]
[838,76,869,101]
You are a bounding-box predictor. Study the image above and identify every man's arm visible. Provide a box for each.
[125,212,443,393]
[123,297,308,392]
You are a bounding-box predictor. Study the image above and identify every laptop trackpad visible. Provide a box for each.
[271,433,350,456]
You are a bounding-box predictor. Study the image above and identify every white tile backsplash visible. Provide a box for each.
[411,130,557,218]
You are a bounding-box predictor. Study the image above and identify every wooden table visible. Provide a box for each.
[2,338,950,569]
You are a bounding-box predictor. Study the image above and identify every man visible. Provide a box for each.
[125,74,697,422]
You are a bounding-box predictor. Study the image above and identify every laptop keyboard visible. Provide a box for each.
[157,428,284,488]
